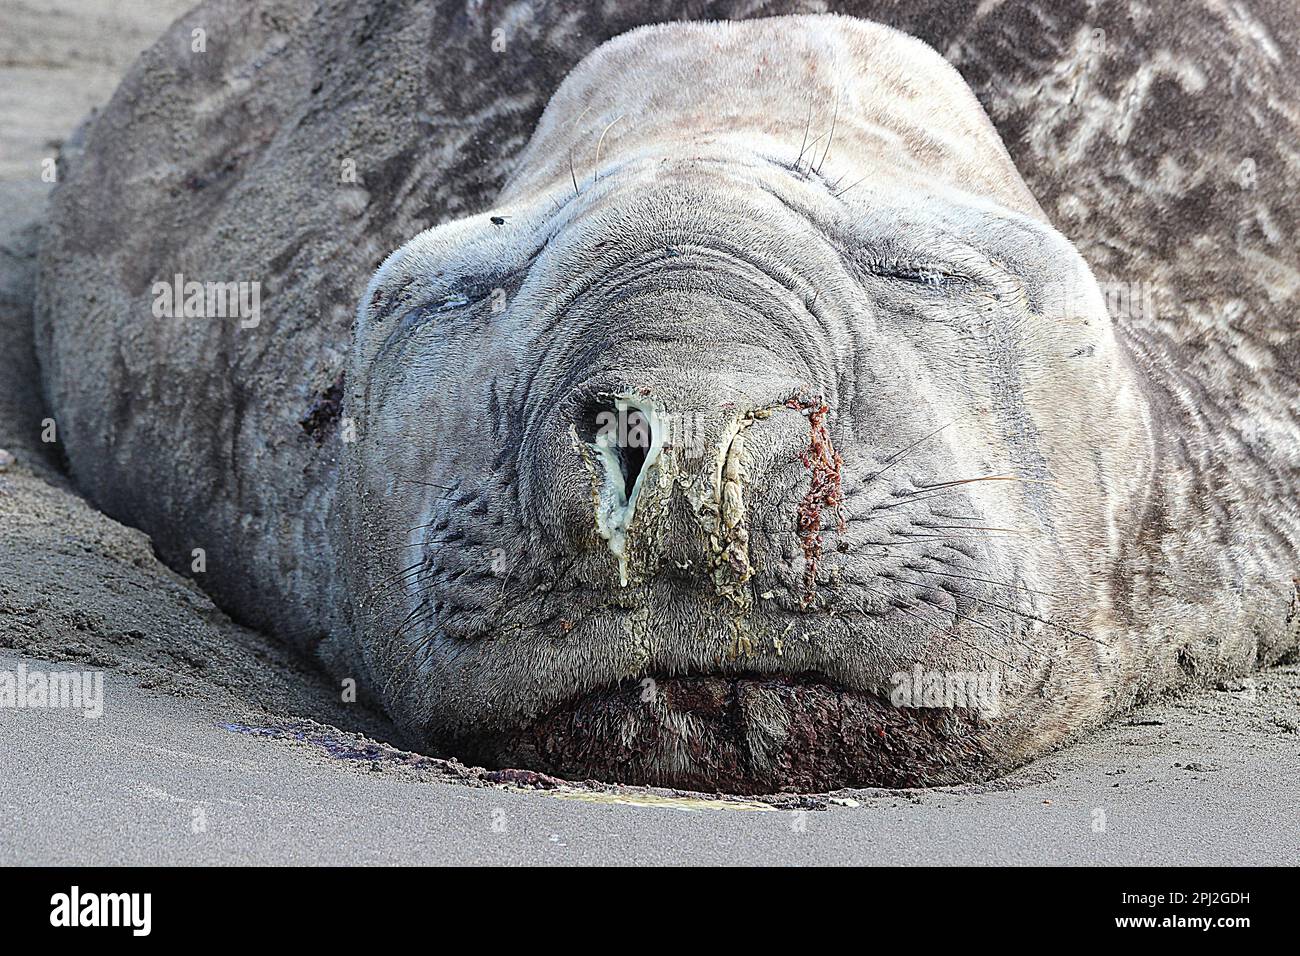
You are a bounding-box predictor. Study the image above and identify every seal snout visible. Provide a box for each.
[547,368,832,604]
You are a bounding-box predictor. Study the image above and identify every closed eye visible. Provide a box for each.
[863,259,975,290]
[396,292,475,334]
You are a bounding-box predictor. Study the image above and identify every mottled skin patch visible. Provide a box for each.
[36,1,1300,791]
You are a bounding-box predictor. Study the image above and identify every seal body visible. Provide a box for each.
[37,5,1300,792]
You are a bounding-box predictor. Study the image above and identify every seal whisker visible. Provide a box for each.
[881,573,1063,660]
[374,526,468,553]
[394,519,442,536]
[368,560,432,602]
[862,420,957,487]
[897,528,1026,538]
[385,646,435,702]
[768,533,1005,545]
[374,540,428,554]
[815,87,840,176]
[913,524,1032,534]
[884,571,1108,649]
[913,474,1052,493]
[921,567,1059,599]
[870,475,1051,512]
[845,586,1015,667]
[849,573,1033,666]
[383,627,436,699]
[389,595,432,639]
[954,590,1110,647]
[797,130,831,172]
[390,474,456,492]
[795,99,814,169]
[592,114,625,185]
[901,589,1033,666]
[847,594,942,636]
[370,558,427,588]
[833,176,865,198]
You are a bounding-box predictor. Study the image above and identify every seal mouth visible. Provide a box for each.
[451,672,1000,795]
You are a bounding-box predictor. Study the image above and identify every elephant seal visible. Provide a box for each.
[36,4,1300,793]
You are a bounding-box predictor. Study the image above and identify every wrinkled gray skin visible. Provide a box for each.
[36,0,1300,792]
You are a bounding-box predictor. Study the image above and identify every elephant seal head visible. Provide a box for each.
[338,15,1155,792]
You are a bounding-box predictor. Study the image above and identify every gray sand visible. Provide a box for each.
[0,1,1296,866]
[2,649,1296,865]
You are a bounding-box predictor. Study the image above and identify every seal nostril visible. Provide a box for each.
[582,394,662,579]
[620,409,651,500]
[576,398,616,446]
[578,399,653,504]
